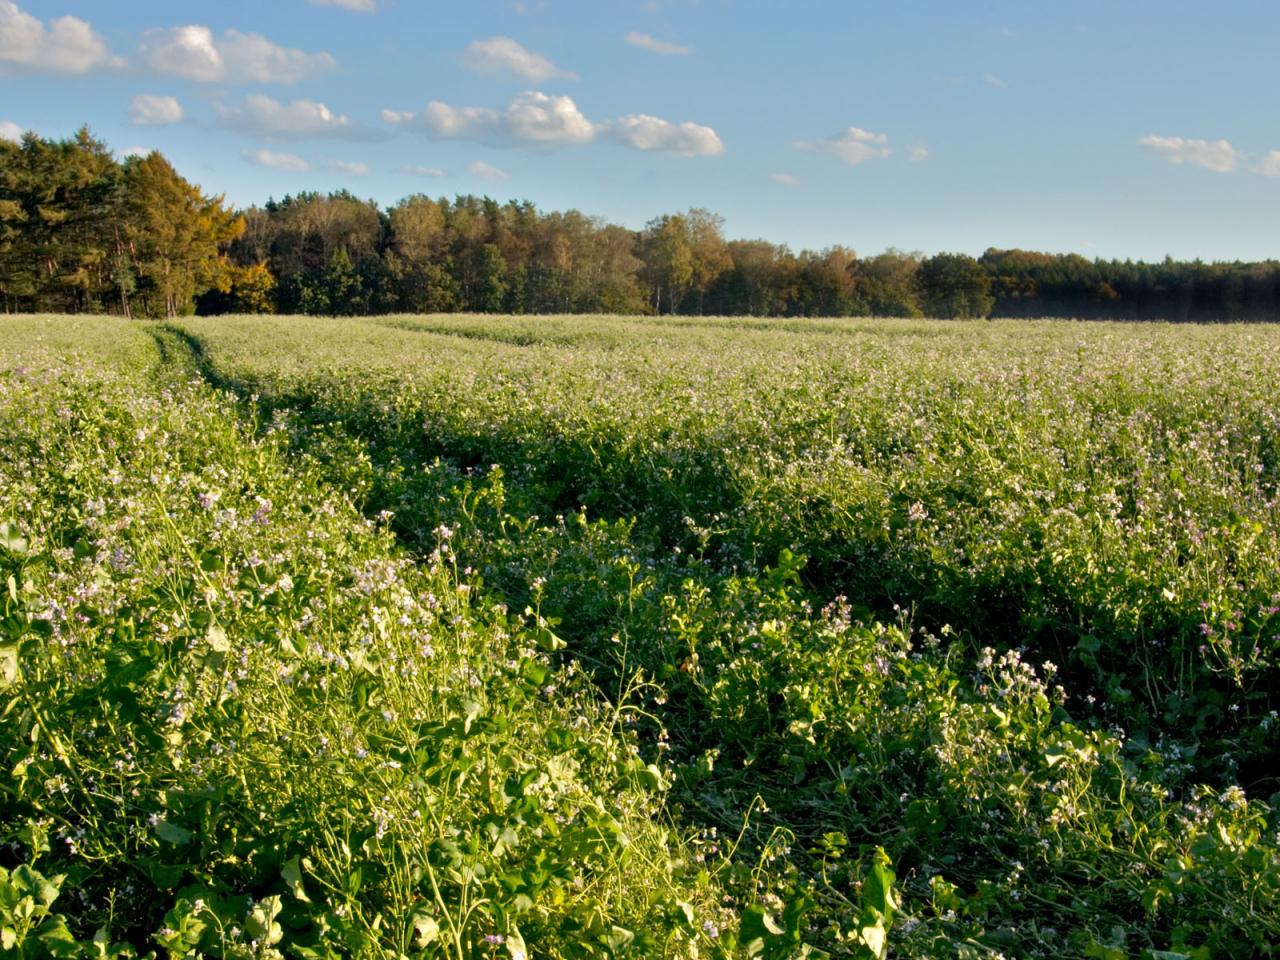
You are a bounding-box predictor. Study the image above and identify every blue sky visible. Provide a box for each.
[3,0,1279,260]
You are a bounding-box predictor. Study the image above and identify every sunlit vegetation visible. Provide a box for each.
[1,313,1278,958]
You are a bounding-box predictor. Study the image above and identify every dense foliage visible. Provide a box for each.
[3,313,1277,958]
[0,131,241,318]
[5,130,1280,321]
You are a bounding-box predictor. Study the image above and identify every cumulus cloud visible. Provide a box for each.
[217,94,381,141]
[118,146,153,159]
[0,120,24,141]
[332,159,369,176]
[402,165,445,177]
[386,91,723,156]
[795,126,892,165]
[1258,151,1280,177]
[130,94,183,127]
[468,159,509,181]
[769,172,799,186]
[907,144,929,162]
[140,25,337,84]
[1138,135,1237,173]
[604,114,723,155]
[308,0,375,10]
[625,31,692,56]
[0,1,122,74]
[389,91,595,147]
[246,148,310,171]
[462,36,573,81]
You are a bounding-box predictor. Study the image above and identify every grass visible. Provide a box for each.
[2,313,1278,958]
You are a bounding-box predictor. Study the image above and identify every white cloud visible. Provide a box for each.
[332,159,369,176]
[217,94,378,141]
[462,36,573,81]
[982,72,1006,87]
[118,146,152,159]
[140,26,220,81]
[625,31,692,56]
[1138,135,1237,173]
[308,0,375,10]
[795,127,892,165]
[246,148,310,172]
[402,164,445,177]
[391,91,595,147]
[1258,151,1280,177]
[769,172,799,187]
[140,25,336,84]
[0,120,24,141]
[387,91,724,157]
[130,94,183,127]
[0,1,121,74]
[907,144,929,162]
[468,159,509,181]
[605,114,723,155]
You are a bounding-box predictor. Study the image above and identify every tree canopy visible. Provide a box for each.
[0,128,241,318]
[4,130,1280,322]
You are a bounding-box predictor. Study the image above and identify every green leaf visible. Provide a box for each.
[205,624,229,653]
[1084,944,1127,960]
[635,763,664,791]
[0,522,27,555]
[12,864,62,909]
[605,925,634,952]
[462,700,483,734]
[740,903,786,955]
[282,856,311,902]
[676,901,695,928]
[155,819,192,845]
[245,895,283,946]
[35,916,80,958]
[0,643,18,687]
[520,658,548,686]
[411,910,439,948]
[856,849,897,960]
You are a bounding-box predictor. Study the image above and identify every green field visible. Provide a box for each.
[2,314,1278,959]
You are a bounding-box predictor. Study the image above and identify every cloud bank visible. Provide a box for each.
[461,36,573,81]
[386,91,723,156]
[140,25,337,84]
[130,94,183,126]
[795,127,892,165]
[625,31,692,56]
[0,1,121,74]
[217,94,384,141]
[468,159,510,181]
[246,148,310,172]
[1138,135,1237,173]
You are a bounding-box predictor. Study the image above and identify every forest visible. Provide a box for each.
[4,128,1280,321]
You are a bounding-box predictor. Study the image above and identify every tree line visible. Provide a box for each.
[4,129,1279,321]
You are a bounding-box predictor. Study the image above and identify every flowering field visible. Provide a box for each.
[2,314,1278,958]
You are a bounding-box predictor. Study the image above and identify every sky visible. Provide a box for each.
[2,0,1279,261]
